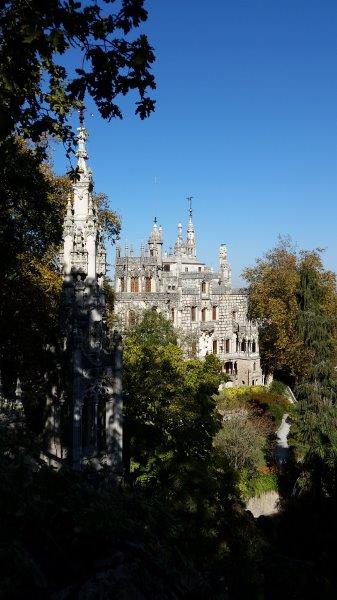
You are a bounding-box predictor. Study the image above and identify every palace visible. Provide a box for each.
[114,208,263,386]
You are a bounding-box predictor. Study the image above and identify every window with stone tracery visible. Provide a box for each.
[131,276,139,292]
[201,281,207,293]
[145,276,151,292]
[120,277,125,292]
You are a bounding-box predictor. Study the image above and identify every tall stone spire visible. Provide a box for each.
[186,196,196,258]
[219,243,232,287]
[54,111,123,471]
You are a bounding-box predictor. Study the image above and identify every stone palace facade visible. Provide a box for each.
[114,209,263,387]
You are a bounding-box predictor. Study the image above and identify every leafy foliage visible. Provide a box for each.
[243,237,337,383]
[0,0,156,151]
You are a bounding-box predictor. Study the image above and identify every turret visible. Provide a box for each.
[174,222,184,255]
[186,204,196,258]
[219,243,232,287]
[148,217,163,258]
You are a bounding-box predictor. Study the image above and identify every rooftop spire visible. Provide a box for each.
[186,196,196,257]
[187,195,193,220]
[76,106,89,177]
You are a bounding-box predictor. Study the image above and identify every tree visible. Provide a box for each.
[124,311,222,481]
[243,238,337,383]
[291,253,337,501]
[0,0,155,151]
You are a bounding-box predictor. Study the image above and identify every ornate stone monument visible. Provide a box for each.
[47,113,123,470]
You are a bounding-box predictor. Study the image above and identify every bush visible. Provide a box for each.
[269,379,288,397]
[238,468,279,501]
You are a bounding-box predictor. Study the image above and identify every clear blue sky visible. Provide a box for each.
[53,0,337,286]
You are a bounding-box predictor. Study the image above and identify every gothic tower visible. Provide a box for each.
[58,114,123,470]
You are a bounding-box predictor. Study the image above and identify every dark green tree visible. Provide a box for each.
[292,252,337,501]
[0,0,155,149]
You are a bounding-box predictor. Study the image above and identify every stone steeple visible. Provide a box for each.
[62,118,106,283]
[52,113,123,470]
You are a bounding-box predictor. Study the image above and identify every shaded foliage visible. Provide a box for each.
[0,0,155,152]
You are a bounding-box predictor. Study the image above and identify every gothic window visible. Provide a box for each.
[191,306,197,321]
[150,249,154,257]
[252,340,256,353]
[212,305,217,320]
[163,264,170,271]
[198,267,202,272]
[145,276,151,292]
[253,362,256,371]
[232,310,237,321]
[131,276,139,292]
[201,307,207,322]
[171,308,175,322]
[120,277,125,292]
[185,267,189,272]
[201,281,207,293]
[241,339,246,352]
[225,339,230,353]
[212,339,218,354]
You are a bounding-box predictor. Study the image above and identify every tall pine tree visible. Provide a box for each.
[293,252,337,502]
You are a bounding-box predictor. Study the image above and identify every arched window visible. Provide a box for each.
[212,305,217,320]
[225,339,230,353]
[241,339,246,352]
[145,276,151,292]
[232,310,237,321]
[131,276,139,292]
[171,308,175,322]
[201,281,207,293]
[120,277,125,292]
[191,306,197,321]
[201,307,207,322]
[212,339,218,354]
[253,362,256,371]
[252,340,256,353]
